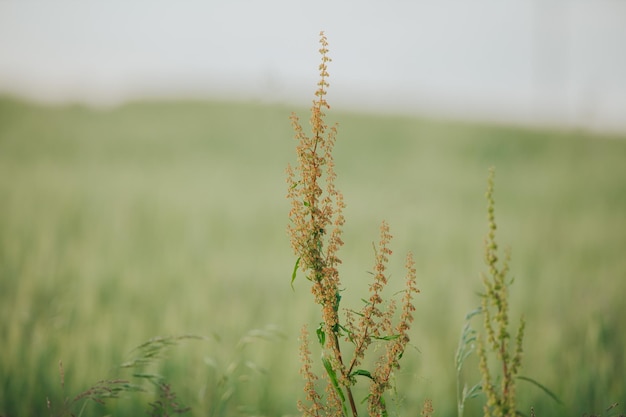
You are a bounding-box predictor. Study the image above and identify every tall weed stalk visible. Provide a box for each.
[287,31,420,417]
[476,168,525,417]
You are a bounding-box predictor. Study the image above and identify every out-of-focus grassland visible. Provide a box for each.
[1,96,625,416]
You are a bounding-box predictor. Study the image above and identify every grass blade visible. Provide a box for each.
[517,375,563,405]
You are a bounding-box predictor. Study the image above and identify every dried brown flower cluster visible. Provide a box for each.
[287,31,419,417]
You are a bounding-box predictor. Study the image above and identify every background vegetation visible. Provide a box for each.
[1,95,624,416]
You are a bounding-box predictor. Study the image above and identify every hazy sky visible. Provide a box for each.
[1,1,625,131]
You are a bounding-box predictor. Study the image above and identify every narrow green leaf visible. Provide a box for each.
[334,291,342,312]
[373,334,400,341]
[291,257,301,290]
[322,356,347,415]
[316,324,326,347]
[465,307,483,320]
[321,357,340,393]
[517,375,563,405]
[351,369,374,380]
[338,324,354,343]
[456,322,477,372]
[348,309,364,318]
[380,395,388,417]
[463,382,482,400]
[132,373,161,380]
[456,350,474,373]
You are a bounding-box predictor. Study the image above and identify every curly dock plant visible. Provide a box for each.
[287,32,419,417]
[476,168,526,417]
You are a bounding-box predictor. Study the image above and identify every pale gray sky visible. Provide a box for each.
[1,1,625,131]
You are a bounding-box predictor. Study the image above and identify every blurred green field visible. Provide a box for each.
[1,95,625,416]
